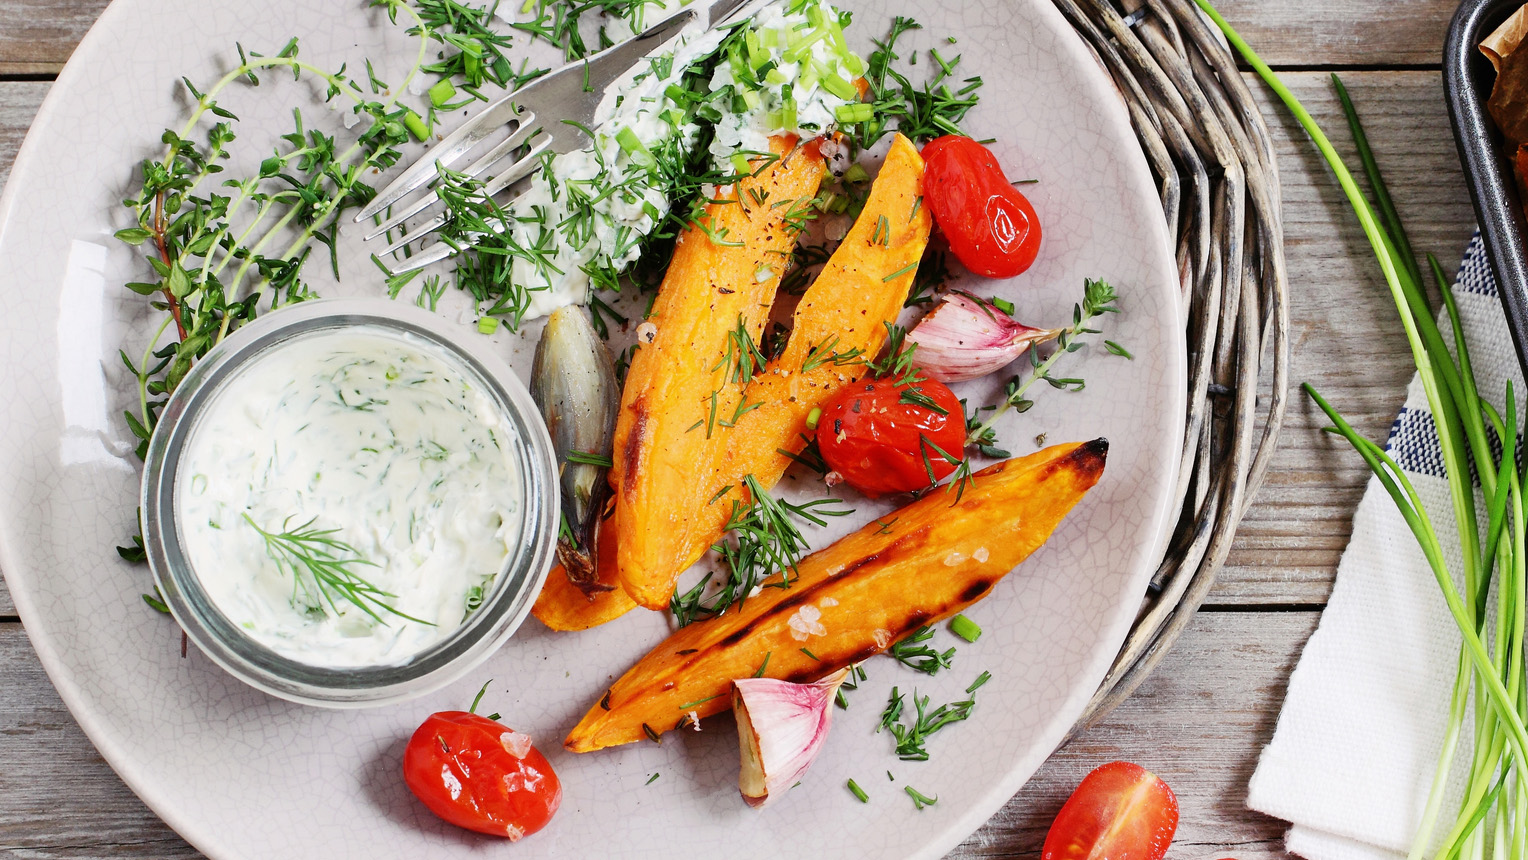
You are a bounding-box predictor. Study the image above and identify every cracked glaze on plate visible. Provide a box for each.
[0,0,1184,856]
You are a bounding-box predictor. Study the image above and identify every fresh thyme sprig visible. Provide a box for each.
[242,514,430,625]
[669,475,852,626]
[963,278,1119,451]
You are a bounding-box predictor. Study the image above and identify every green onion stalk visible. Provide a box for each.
[1196,1,1528,855]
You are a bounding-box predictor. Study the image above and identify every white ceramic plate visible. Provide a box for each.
[0,0,1183,856]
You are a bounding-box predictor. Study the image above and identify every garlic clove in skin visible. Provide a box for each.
[906,293,1059,383]
[733,668,850,808]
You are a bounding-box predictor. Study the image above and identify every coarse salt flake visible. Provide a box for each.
[973,546,990,563]
[944,550,967,566]
[500,729,533,759]
[787,604,827,641]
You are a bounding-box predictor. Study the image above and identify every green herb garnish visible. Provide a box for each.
[948,614,981,643]
[888,625,954,675]
[848,778,869,803]
[670,475,851,626]
[242,514,429,625]
[879,673,987,761]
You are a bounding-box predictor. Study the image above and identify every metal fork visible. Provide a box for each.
[355,0,754,273]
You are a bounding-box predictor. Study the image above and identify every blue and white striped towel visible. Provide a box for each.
[1247,234,1522,860]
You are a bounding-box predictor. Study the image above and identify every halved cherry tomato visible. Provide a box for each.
[403,711,562,841]
[921,135,1042,278]
[816,376,965,497]
[1042,761,1179,860]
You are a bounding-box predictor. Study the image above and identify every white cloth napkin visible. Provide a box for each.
[1247,234,1525,860]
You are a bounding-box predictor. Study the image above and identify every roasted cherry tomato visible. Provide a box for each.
[921,135,1042,278]
[1042,761,1179,860]
[403,711,562,841]
[816,376,965,497]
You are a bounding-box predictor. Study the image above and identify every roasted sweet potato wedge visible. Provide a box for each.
[612,135,826,610]
[532,518,636,632]
[564,439,1108,752]
[695,132,931,544]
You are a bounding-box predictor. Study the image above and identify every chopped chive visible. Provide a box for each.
[823,71,859,100]
[616,126,656,169]
[949,614,982,643]
[844,163,870,184]
[848,778,869,803]
[905,785,937,809]
[990,296,1016,315]
[806,407,822,430]
[402,109,429,141]
[834,103,873,124]
[477,316,499,335]
[427,79,457,108]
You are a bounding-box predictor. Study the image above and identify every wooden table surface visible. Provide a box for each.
[0,0,1476,857]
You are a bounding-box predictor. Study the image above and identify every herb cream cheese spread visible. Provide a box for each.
[176,326,523,667]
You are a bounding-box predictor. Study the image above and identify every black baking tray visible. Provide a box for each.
[1445,0,1528,382]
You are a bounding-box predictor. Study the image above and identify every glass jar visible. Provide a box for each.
[140,298,558,707]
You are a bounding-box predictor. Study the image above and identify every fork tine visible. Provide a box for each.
[374,132,555,259]
[380,186,536,275]
[478,132,554,196]
[378,237,459,276]
[355,94,526,223]
[362,118,543,242]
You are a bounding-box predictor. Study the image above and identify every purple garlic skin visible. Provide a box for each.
[906,293,1057,383]
[733,669,850,808]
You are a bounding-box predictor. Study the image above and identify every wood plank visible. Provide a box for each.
[0,623,201,857]
[0,81,48,618]
[1212,0,1455,69]
[0,0,109,75]
[0,0,1460,77]
[0,610,1312,858]
[951,610,1317,859]
[0,81,48,201]
[1211,70,1477,605]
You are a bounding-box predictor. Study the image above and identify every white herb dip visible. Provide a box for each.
[176,326,523,668]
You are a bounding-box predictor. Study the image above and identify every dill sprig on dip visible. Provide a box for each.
[242,513,431,626]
